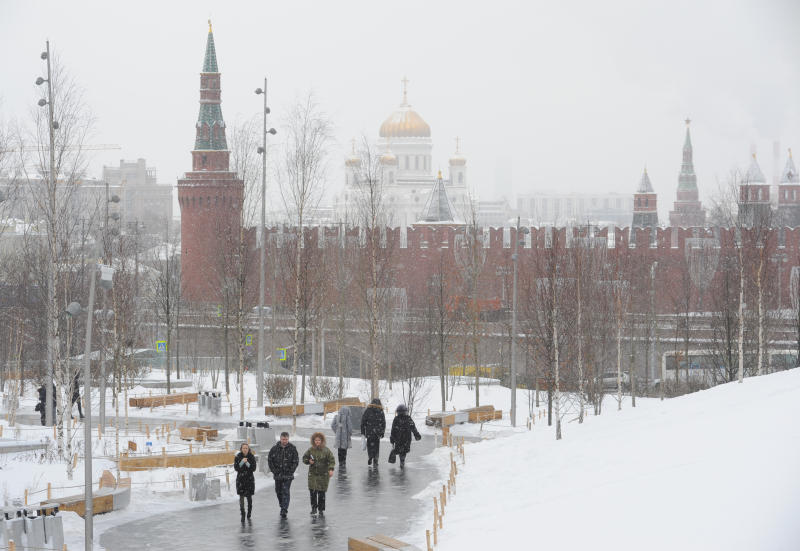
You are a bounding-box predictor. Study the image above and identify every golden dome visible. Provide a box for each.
[380,151,398,165]
[345,138,360,167]
[379,105,431,138]
[449,136,465,166]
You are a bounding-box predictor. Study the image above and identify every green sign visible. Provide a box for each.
[216,305,223,317]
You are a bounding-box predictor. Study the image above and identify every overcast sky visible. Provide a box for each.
[2,0,799,221]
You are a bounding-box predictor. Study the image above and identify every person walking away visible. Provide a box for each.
[389,404,421,468]
[361,398,386,466]
[234,443,257,523]
[71,371,84,420]
[331,406,353,465]
[302,432,335,516]
[268,431,299,518]
[35,383,56,426]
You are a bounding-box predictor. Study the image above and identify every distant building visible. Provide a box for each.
[102,158,173,234]
[515,191,632,227]
[632,168,658,228]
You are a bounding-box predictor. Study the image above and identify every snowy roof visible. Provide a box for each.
[780,151,798,184]
[745,155,766,183]
[636,169,654,193]
[418,173,458,223]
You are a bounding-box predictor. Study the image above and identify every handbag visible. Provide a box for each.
[361,435,367,451]
[388,448,397,464]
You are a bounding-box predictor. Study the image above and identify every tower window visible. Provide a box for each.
[645,197,648,207]
[458,173,463,184]
[415,156,419,170]
[202,154,207,167]
[404,156,409,170]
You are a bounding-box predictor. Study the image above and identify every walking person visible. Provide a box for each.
[389,404,421,468]
[234,443,257,523]
[267,431,299,518]
[361,398,386,466]
[331,406,353,465]
[302,432,335,516]
[71,372,84,420]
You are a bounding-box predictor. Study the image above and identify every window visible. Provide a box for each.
[415,156,419,170]
[458,173,463,184]
[202,155,207,167]
[389,172,394,184]
[645,197,649,207]
[404,156,409,169]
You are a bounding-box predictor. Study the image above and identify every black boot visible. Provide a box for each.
[239,497,246,523]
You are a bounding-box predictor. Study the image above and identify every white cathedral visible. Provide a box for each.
[336,79,470,227]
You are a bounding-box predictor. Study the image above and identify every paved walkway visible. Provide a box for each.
[100,430,436,550]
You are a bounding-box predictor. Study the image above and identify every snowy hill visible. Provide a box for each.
[415,370,800,551]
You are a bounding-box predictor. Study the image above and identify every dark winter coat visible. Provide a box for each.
[267,442,299,481]
[302,433,335,491]
[331,407,353,449]
[233,450,257,496]
[361,402,386,439]
[390,413,421,455]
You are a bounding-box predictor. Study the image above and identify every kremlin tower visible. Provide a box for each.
[177,23,243,301]
[632,168,658,228]
[669,120,706,227]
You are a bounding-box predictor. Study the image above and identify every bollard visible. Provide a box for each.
[182,474,186,489]
[226,470,230,490]
[426,529,432,551]
[138,420,142,432]
[186,402,189,415]
[225,440,229,451]
[248,398,251,411]
[0,424,3,437]
[189,444,193,454]
[146,425,150,439]
[73,453,78,469]
[440,491,445,519]
[53,425,57,439]
[24,488,28,505]
[203,433,207,446]
[162,447,166,457]
[98,425,102,440]
[48,482,52,500]
[9,539,15,551]
[229,403,233,415]
[442,484,447,507]
[447,479,451,496]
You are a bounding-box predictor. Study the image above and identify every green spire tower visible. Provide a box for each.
[194,20,227,152]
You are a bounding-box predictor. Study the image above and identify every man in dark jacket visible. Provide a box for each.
[35,384,56,426]
[268,431,299,518]
[360,398,386,466]
[390,404,421,467]
[71,372,84,420]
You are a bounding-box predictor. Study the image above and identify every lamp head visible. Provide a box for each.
[35,77,45,86]
[65,302,83,317]
[255,88,264,95]
[257,146,265,155]
[110,194,120,203]
[40,51,48,60]
[268,128,277,135]
[37,99,47,107]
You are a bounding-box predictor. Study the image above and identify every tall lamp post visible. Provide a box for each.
[510,216,529,427]
[67,263,114,551]
[99,182,120,427]
[36,41,58,426]
[255,80,277,407]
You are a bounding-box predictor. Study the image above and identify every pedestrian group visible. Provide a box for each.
[233,402,422,522]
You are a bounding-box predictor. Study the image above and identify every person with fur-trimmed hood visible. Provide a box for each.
[302,431,335,516]
[389,404,421,467]
[360,398,386,465]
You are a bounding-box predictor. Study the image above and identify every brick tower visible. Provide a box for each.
[632,168,658,228]
[777,149,800,227]
[669,119,706,227]
[178,22,243,301]
[738,153,771,228]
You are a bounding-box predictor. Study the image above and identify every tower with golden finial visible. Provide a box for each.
[777,147,800,226]
[177,22,244,301]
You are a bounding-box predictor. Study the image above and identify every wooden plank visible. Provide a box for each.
[367,534,413,548]
[265,404,305,416]
[347,537,384,551]
[323,396,362,414]
[129,393,197,408]
[120,450,233,471]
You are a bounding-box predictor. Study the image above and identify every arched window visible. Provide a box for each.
[645,197,649,207]
[458,172,464,184]
[202,155,207,167]
[389,172,394,184]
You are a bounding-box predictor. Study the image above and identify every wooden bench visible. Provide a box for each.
[119,450,233,471]
[323,396,362,414]
[462,405,500,423]
[348,534,421,550]
[129,392,197,408]
[265,402,324,416]
[178,426,219,441]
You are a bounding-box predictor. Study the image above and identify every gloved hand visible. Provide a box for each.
[415,434,421,441]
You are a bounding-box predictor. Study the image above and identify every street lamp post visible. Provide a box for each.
[510,217,529,427]
[255,80,276,407]
[67,263,114,551]
[99,182,120,427]
[37,41,58,426]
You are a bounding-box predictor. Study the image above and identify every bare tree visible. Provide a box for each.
[278,94,330,431]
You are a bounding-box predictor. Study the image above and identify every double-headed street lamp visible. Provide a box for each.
[66,263,114,551]
[36,41,59,426]
[255,80,276,408]
[510,216,529,427]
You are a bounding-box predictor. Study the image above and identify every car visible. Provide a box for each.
[251,306,273,316]
[600,371,630,392]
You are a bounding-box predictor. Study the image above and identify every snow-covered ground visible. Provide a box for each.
[4,369,797,549]
[407,369,800,551]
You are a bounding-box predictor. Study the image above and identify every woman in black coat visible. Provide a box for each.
[389,404,421,467]
[361,398,386,466]
[234,443,257,522]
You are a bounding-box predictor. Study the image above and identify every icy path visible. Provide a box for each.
[99,430,437,550]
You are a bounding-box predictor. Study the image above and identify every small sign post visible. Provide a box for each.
[156,340,167,353]
[278,348,286,362]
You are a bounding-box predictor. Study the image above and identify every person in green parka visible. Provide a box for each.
[302,431,335,516]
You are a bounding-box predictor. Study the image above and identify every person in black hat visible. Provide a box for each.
[360,398,386,466]
[389,404,421,467]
